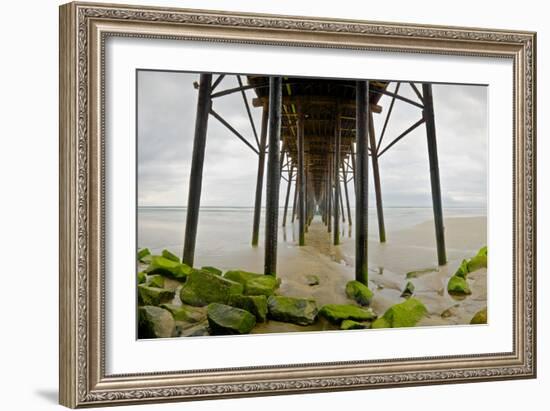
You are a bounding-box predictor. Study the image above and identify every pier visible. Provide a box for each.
[182,75,447,284]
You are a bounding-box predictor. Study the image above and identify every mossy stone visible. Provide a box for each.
[224,270,280,296]
[470,307,488,324]
[477,246,488,257]
[161,249,180,263]
[267,295,318,325]
[228,294,268,322]
[224,270,263,284]
[341,319,370,330]
[454,259,470,279]
[138,306,175,338]
[137,284,175,306]
[467,254,487,272]
[176,320,210,337]
[137,271,147,284]
[244,276,280,296]
[137,248,151,262]
[179,269,244,306]
[201,266,223,276]
[160,303,206,323]
[400,281,415,298]
[345,280,373,306]
[319,304,377,324]
[146,256,191,280]
[447,275,472,295]
[147,274,165,289]
[207,303,256,335]
[371,298,427,329]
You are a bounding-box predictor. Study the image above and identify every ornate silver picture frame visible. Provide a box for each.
[59,1,536,407]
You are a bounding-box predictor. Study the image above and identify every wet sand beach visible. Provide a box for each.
[139,207,487,334]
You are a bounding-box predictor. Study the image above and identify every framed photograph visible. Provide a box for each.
[59,2,536,408]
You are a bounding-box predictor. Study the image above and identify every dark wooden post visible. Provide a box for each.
[333,109,341,245]
[368,109,386,243]
[183,73,212,266]
[264,77,282,275]
[350,143,357,195]
[355,80,369,284]
[297,105,306,246]
[339,180,345,223]
[422,83,447,266]
[282,167,293,227]
[251,104,269,246]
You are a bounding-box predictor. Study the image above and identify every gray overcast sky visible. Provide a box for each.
[137,71,487,208]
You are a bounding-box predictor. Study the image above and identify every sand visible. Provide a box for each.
[187,215,487,333]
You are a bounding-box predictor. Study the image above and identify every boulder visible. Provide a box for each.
[201,266,223,276]
[138,306,175,338]
[137,271,147,284]
[224,270,280,296]
[160,303,206,323]
[137,285,175,306]
[406,268,437,279]
[305,275,320,286]
[244,276,280,296]
[319,304,377,324]
[228,294,268,322]
[345,280,373,306]
[341,319,370,330]
[207,303,256,335]
[447,275,472,295]
[179,269,243,306]
[137,248,151,263]
[467,254,487,272]
[371,298,427,329]
[147,274,165,289]
[161,249,180,263]
[470,307,488,324]
[477,246,488,257]
[400,281,415,298]
[454,259,470,279]
[267,295,318,325]
[146,256,191,280]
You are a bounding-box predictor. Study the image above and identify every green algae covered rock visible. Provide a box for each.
[201,266,223,276]
[319,304,377,324]
[161,249,180,263]
[341,319,370,330]
[160,303,206,323]
[137,248,152,263]
[228,294,268,322]
[345,280,373,306]
[147,274,165,289]
[454,259,470,279]
[137,284,175,306]
[137,271,147,284]
[138,306,175,338]
[467,254,487,272]
[207,303,256,335]
[267,295,318,325]
[224,270,280,296]
[179,269,243,306]
[371,298,427,329]
[244,276,280,296]
[400,281,415,298]
[447,275,472,295]
[146,256,191,281]
[470,307,488,324]
[477,246,488,257]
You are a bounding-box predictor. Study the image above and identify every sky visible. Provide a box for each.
[137,71,487,208]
